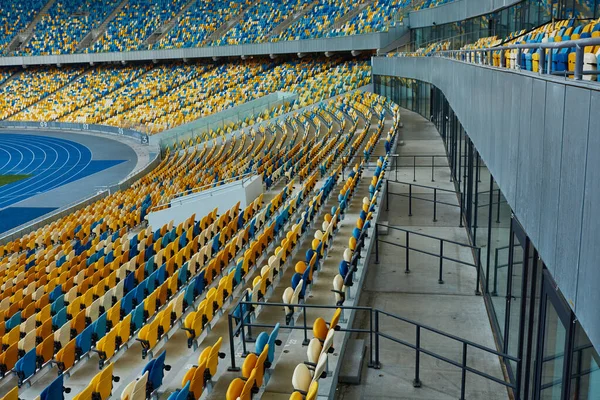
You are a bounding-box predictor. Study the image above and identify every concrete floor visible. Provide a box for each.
[336,108,509,400]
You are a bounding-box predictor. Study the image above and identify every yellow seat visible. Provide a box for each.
[91,362,119,400]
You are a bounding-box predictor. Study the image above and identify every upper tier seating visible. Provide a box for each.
[327,0,408,37]
[16,0,120,56]
[155,0,250,49]
[90,0,189,53]
[213,0,309,46]
[0,0,46,52]
[0,0,413,55]
[272,0,355,41]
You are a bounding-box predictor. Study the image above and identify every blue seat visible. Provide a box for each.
[121,290,135,316]
[15,348,36,385]
[76,324,93,357]
[183,280,195,310]
[193,269,206,297]
[147,273,157,294]
[91,313,107,344]
[266,323,280,364]
[124,272,136,293]
[148,350,170,393]
[255,332,268,354]
[131,303,145,332]
[156,264,167,285]
[145,257,156,276]
[51,294,65,316]
[52,308,67,330]
[40,374,68,400]
[212,233,221,255]
[135,279,149,305]
[291,273,306,299]
[6,311,21,331]
[49,285,63,303]
[231,260,243,287]
[178,262,189,286]
[168,381,190,400]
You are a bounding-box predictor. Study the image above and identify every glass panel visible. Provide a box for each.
[569,323,600,399]
[540,297,567,399]
[507,229,525,374]
[488,180,511,339]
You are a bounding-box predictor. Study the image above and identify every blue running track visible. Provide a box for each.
[0,133,126,232]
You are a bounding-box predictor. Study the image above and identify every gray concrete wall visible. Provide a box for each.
[408,0,521,27]
[0,27,406,67]
[371,55,600,352]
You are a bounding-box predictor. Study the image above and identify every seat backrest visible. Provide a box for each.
[307,338,321,364]
[313,353,328,383]
[321,329,335,355]
[291,363,312,392]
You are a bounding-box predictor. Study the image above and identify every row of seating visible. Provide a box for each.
[89,0,190,53]
[0,92,376,400]
[213,94,377,398]
[219,93,398,399]
[327,0,409,38]
[0,66,84,120]
[14,0,120,56]
[98,96,348,400]
[414,19,600,82]
[272,0,354,42]
[213,0,307,46]
[155,0,249,49]
[0,114,302,386]
[0,0,46,53]
[0,0,418,55]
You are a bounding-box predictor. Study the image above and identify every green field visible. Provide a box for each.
[0,175,30,186]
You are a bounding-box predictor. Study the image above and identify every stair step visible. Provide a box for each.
[338,338,366,384]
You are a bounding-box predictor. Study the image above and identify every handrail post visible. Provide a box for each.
[433,188,437,222]
[475,248,482,295]
[438,241,444,284]
[240,309,248,356]
[500,49,505,68]
[375,224,380,264]
[539,47,545,74]
[413,325,422,387]
[413,156,416,182]
[386,180,389,211]
[408,184,413,216]
[368,309,375,367]
[547,49,553,75]
[302,306,309,345]
[405,231,410,273]
[227,314,240,371]
[374,311,381,368]
[574,44,584,80]
[460,342,468,400]
[431,156,435,182]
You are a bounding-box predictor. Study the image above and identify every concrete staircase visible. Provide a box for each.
[203,0,255,45]
[144,0,197,47]
[4,0,56,54]
[265,0,319,40]
[331,0,374,30]
[77,0,129,51]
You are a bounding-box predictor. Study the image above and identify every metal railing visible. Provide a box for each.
[374,223,482,293]
[227,301,519,399]
[385,179,462,225]
[433,36,600,81]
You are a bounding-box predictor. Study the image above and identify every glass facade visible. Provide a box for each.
[411,0,600,49]
[374,75,600,400]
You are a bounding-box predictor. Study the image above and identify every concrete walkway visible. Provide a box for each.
[336,109,509,400]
